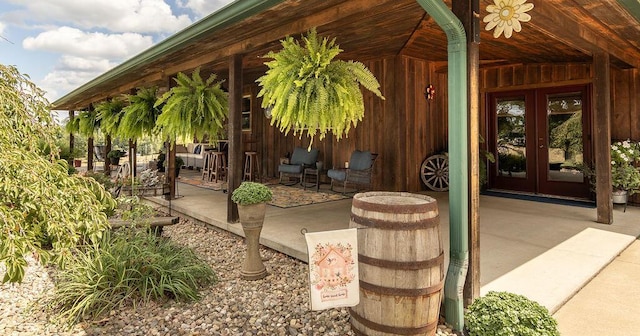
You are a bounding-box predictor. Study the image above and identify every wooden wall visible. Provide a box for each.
[611,68,640,204]
[245,60,640,195]
[611,68,640,141]
[245,55,448,192]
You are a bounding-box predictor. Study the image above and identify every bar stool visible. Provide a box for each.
[201,151,211,180]
[209,151,227,182]
[243,151,260,182]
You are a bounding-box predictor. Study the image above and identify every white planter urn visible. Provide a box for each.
[237,202,268,280]
[612,190,628,204]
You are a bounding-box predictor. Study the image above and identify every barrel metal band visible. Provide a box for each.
[349,308,439,335]
[350,214,439,230]
[359,279,444,297]
[358,251,444,270]
[352,197,438,214]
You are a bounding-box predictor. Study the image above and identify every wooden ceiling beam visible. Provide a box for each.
[528,0,640,68]
[128,0,396,87]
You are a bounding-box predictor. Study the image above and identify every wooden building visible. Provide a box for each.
[53,0,640,220]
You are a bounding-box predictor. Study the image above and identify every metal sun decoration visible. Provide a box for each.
[424,84,435,101]
[483,0,534,39]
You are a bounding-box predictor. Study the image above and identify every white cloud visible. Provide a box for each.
[7,0,193,34]
[23,26,153,59]
[40,55,118,101]
[0,21,5,35]
[23,27,153,102]
[177,0,234,18]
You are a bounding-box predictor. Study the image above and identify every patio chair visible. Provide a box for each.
[94,145,106,162]
[328,150,378,194]
[278,147,319,185]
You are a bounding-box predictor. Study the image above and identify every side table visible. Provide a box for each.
[303,167,322,191]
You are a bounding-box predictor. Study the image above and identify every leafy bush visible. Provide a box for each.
[85,170,115,190]
[48,228,216,326]
[0,64,116,283]
[115,196,154,223]
[465,291,560,336]
[231,181,273,205]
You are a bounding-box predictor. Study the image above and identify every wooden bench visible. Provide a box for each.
[109,216,180,235]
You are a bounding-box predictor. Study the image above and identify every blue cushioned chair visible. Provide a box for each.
[328,150,378,194]
[278,147,319,185]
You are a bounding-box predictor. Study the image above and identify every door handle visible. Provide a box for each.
[539,137,544,149]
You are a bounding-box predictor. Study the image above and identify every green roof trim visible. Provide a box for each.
[618,0,640,23]
[52,0,284,109]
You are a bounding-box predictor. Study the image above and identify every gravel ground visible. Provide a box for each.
[0,218,457,336]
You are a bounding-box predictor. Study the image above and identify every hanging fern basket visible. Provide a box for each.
[257,28,384,144]
[154,68,229,144]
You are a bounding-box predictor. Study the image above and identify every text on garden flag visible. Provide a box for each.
[305,228,359,310]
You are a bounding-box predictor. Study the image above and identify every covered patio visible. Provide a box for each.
[145,173,640,314]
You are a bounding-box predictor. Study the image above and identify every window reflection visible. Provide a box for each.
[547,93,584,182]
[497,98,527,178]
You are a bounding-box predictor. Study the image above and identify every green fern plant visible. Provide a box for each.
[76,109,100,137]
[257,28,384,144]
[120,86,163,141]
[154,68,228,143]
[95,97,127,137]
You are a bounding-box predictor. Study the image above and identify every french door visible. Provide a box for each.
[487,85,592,199]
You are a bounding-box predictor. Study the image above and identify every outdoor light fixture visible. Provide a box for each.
[424,84,435,101]
[263,105,273,119]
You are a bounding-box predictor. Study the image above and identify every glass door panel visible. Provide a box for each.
[497,98,527,178]
[546,92,584,183]
[537,85,591,198]
[488,91,536,193]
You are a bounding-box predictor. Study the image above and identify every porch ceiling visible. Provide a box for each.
[53,0,640,110]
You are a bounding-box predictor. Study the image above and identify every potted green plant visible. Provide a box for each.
[611,139,640,204]
[107,149,126,166]
[231,182,273,280]
[256,28,384,147]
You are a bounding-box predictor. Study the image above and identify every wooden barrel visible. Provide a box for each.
[348,192,444,336]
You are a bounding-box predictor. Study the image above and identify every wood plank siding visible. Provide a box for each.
[243,60,640,198]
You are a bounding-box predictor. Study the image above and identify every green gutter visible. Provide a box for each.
[52,0,285,109]
[416,0,469,331]
[618,0,640,23]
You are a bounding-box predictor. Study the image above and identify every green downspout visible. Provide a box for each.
[415,0,469,331]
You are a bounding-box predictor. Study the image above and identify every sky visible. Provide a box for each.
[0,0,235,105]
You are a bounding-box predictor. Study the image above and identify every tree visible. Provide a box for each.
[0,64,116,283]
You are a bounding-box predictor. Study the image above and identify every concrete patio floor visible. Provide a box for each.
[145,173,640,316]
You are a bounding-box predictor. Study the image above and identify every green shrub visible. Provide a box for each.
[465,291,560,336]
[231,181,273,205]
[85,170,115,190]
[48,229,216,326]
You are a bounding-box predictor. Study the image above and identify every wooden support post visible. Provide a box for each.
[105,134,112,175]
[594,51,613,224]
[227,54,243,223]
[167,141,176,200]
[88,137,94,171]
[69,110,75,163]
[130,139,137,176]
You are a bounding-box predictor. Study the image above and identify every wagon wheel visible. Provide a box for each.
[420,154,449,191]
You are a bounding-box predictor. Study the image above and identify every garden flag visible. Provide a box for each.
[305,228,359,310]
